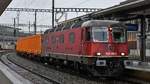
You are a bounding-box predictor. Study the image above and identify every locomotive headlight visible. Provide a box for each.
[121,53,125,56]
[108,27,112,31]
[97,53,101,56]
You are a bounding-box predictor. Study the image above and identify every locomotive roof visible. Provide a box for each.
[81,20,120,27]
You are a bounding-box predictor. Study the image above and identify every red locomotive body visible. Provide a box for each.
[16,20,128,77]
[42,20,128,76]
[46,28,82,54]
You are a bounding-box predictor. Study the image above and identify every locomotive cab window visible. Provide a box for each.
[92,27,108,42]
[112,28,126,43]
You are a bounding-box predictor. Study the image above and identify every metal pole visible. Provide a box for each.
[29,21,30,33]
[17,11,20,26]
[140,15,146,62]
[14,18,16,37]
[65,13,68,21]
[52,0,55,29]
[34,11,37,34]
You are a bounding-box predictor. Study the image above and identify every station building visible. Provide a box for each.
[124,17,150,56]
[0,25,19,49]
[0,25,31,49]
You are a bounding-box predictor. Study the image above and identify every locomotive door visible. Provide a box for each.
[81,27,92,55]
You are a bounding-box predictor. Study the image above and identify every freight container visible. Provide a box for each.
[16,34,42,56]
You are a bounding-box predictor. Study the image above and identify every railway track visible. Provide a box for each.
[0,52,59,84]
[0,52,150,84]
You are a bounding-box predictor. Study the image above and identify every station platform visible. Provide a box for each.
[0,70,12,84]
[125,60,150,80]
[125,60,150,72]
[0,61,32,84]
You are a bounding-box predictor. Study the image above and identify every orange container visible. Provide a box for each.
[16,34,42,56]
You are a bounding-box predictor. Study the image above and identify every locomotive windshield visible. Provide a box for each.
[112,28,126,42]
[85,23,126,43]
[92,27,108,42]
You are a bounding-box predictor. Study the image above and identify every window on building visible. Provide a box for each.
[146,39,150,49]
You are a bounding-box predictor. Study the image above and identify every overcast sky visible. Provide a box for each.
[0,0,126,32]
[8,0,126,8]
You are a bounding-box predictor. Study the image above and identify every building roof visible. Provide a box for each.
[92,0,149,16]
[0,0,12,16]
[58,0,150,25]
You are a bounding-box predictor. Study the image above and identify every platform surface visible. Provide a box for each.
[0,61,32,84]
[125,60,150,72]
[0,70,12,84]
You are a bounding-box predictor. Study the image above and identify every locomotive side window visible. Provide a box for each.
[59,35,64,43]
[112,28,125,42]
[92,27,108,42]
[69,32,75,44]
[51,36,56,44]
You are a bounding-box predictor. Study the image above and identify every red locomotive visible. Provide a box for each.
[17,20,128,77]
